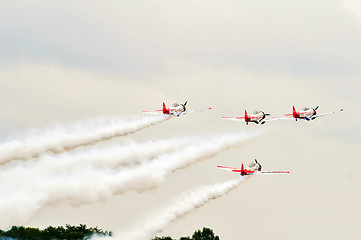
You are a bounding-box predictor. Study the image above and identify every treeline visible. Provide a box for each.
[152,227,220,240]
[0,225,218,240]
[0,224,111,240]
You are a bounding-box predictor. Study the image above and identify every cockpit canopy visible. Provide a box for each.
[253,110,261,115]
[248,162,256,168]
[172,103,180,107]
[301,107,310,111]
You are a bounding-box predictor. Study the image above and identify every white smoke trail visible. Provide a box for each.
[0,115,169,165]
[106,178,244,240]
[0,131,262,227]
[0,137,197,173]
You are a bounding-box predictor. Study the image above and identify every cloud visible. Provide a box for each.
[0,1,360,76]
[342,0,361,15]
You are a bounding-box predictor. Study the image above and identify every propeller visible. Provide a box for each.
[181,101,187,111]
[310,106,319,120]
[255,159,262,171]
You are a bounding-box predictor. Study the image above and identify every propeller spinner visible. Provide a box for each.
[181,101,188,111]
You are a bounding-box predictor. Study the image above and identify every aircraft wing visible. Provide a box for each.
[181,107,211,115]
[313,109,343,119]
[182,109,203,114]
[143,107,180,114]
[259,171,290,175]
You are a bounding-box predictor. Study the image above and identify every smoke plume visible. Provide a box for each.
[0,115,169,165]
[0,131,262,227]
[114,178,244,240]
[0,137,197,173]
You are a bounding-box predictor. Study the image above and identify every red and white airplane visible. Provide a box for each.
[143,101,211,117]
[222,110,272,125]
[217,159,290,176]
[282,106,343,121]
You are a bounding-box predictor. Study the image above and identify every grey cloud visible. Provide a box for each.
[0,0,361,76]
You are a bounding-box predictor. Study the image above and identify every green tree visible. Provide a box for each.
[0,224,111,240]
[43,226,57,240]
[23,227,42,240]
[179,237,192,240]
[192,227,220,240]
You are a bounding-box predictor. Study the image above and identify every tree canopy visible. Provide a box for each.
[0,224,111,240]
[0,225,218,240]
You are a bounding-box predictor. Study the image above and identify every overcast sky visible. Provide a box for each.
[0,1,360,239]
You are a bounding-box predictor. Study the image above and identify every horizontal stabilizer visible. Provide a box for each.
[216,166,239,171]
[221,117,245,121]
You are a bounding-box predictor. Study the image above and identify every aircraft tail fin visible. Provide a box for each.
[292,106,297,118]
[244,110,250,124]
[163,102,169,114]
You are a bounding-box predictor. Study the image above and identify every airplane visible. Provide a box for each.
[222,110,272,125]
[143,101,211,117]
[282,106,343,121]
[217,159,290,176]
